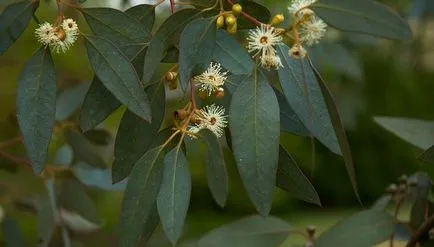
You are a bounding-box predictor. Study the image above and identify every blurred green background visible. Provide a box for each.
[1,0,434,246]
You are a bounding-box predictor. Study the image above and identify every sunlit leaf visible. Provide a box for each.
[157,146,191,245]
[118,146,165,247]
[198,215,290,247]
[311,0,412,41]
[229,68,280,216]
[16,48,56,174]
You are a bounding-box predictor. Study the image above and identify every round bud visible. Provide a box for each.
[168,80,178,90]
[226,21,237,34]
[165,71,178,81]
[232,4,242,15]
[215,87,225,98]
[173,109,187,120]
[386,183,398,194]
[271,14,285,26]
[199,90,208,99]
[225,14,236,26]
[216,16,225,29]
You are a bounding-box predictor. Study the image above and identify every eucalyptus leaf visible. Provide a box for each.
[212,30,254,75]
[112,83,165,183]
[65,130,106,168]
[56,82,90,121]
[157,146,191,245]
[233,0,270,29]
[36,198,55,247]
[419,145,434,163]
[85,35,151,121]
[0,0,38,54]
[315,210,395,247]
[275,89,309,136]
[311,0,412,41]
[73,162,127,191]
[83,129,113,146]
[374,117,434,150]
[16,48,56,174]
[125,4,155,32]
[1,216,27,247]
[178,17,216,90]
[229,69,280,216]
[142,8,201,86]
[53,144,74,168]
[371,195,392,211]
[197,129,228,208]
[118,146,165,247]
[277,147,321,206]
[198,215,290,247]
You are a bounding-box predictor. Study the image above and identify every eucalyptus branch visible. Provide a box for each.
[224,0,264,26]
[406,215,434,247]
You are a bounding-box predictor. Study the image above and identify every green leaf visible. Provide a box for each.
[118,146,165,247]
[16,48,56,174]
[79,77,121,132]
[65,130,106,168]
[371,195,392,211]
[197,215,290,247]
[197,129,228,207]
[178,17,216,90]
[85,35,151,121]
[275,89,309,136]
[277,147,321,206]
[233,1,270,29]
[80,8,150,57]
[277,44,340,154]
[419,145,434,163]
[125,4,156,32]
[0,0,37,54]
[311,0,412,41]
[312,62,361,203]
[315,210,395,247]
[59,179,101,225]
[142,205,160,243]
[112,83,165,183]
[1,216,27,247]
[53,144,74,168]
[83,129,113,146]
[73,162,127,191]
[229,68,280,216]
[56,82,90,121]
[142,8,201,86]
[374,117,434,150]
[212,30,254,75]
[36,197,55,247]
[157,146,191,245]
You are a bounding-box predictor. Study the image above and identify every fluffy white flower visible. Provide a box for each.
[194,62,228,96]
[61,18,79,34]
[35,22,56,46]
[261,52,283,70]
[247,25,283,58]
[288,0,316,16]
[299,16,327,46]
[288,44,307,59]
[197,104,227,138]
[187,125,202,139]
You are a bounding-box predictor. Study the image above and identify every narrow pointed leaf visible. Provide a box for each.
[311,61,361,203]
[85,35,151,121]
[277,147,321,206]
[1,217,27,247]
[198,129,228,207]
[118,146,165,247]
[17,48,56,174]
[419,145,434,163]
[0,0,38,54]
[65,130,106,168]
[112,83,165,183]
[73,163,127,191]
[36,198,55,247]
[315,210,395,247]
[179,17,216,90]
[311,0,412,41]
[277,44,340,154]
[157,146,191,245]
[275,89,309,136]
[198,215,290,247]
[125,4,155,32]
[142,8,200,86]
[55,82,90,121]
[79,77,121,131]
[229,69,280,216]
[212,30,254,75]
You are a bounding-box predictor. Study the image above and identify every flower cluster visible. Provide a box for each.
[188,104,228,138]
[194,62,228,96]
[288,0,328,58]
[35,18,79,53]
[247,25,283,70]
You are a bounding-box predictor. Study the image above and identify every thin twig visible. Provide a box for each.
[406,214,434,247]
[0,136,22,149]
[225,0,264,26]
[0,149,32,168]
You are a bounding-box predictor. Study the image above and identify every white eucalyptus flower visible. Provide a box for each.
[288,0,316,17]
[194,62,228,96]
[247,25,283,58]
[61,18,79,34]
[289,44,307,59]
[299,16,327,46]
[197,104,227,138]
[186,125,202,139]
[261,52,283,70]
[35,22,56,46]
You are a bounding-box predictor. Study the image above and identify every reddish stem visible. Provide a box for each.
[0,136,22,149]
[0,149,32,169]
[225,0,263,26]
[190,80,197,110]
[170,0,175,13]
